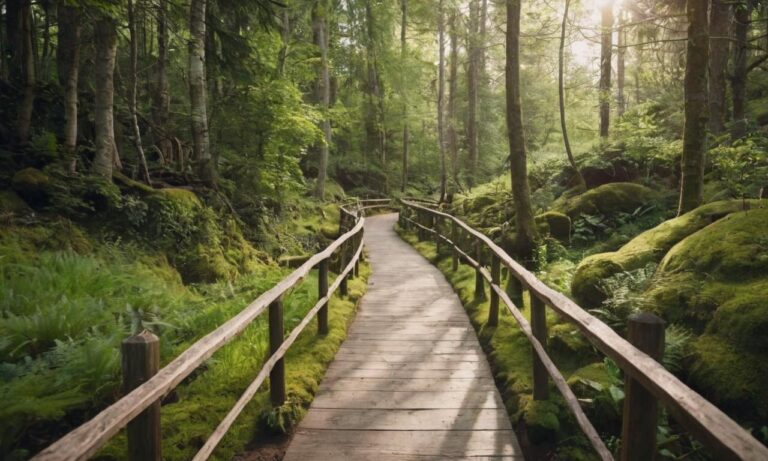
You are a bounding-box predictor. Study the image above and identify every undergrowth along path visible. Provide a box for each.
[283,213,523,460]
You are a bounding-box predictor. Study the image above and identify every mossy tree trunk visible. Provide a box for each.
[709,0,730,135]
[312,0,331,200]
[128,0,151,184]
[558,0,586,191]
[506,0,537,263]
[153,0,172,162]
[12,0,35,145]
[731,1,751,140]
[599,3,612,138]
[56,1,81,173]
[678,0,709,215]
[189,0,215,186]
[92,14,119,179]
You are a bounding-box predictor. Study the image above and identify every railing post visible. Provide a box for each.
[353,233,360,276]
[531,295,549,400]
[269,297,286,406]
[474,239,485,300]
[488,254,500,327]
[506,272,524,308]
[451,220,459,271]
[122,330,161,461]
[434,216,441,254]
[620,312,665,461]
[318,259,329,335]
[340,240,349,297]
[417,210,425,241]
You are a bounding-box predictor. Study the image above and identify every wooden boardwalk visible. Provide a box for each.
[283,213,523,460]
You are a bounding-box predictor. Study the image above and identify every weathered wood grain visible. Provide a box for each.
[283,214,521,460]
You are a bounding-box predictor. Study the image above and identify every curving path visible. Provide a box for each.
[283,213,523,460]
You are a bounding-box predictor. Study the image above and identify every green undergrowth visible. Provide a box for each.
[396,227,606,460]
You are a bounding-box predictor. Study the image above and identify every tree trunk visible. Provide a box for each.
[92,15,118,179]
[364,0,386,189]
[129,0,151,183]
[599,3,613,138]
[617,9,626,117]
[154,0,172,162]
[313,1,331,200]
[16,0,34,144]
[708,0,729,135]
[189,0,215,185]
[448,8,459,191]
[467,0,479,185]
[731,2,750,140]
[438,0,447,202]
[400,0,409,193]
[506,0,537,263]
[678,0,709,215]
[57,2,80,173]
[559,0,586,191]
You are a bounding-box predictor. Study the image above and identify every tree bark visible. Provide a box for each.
[154,0,172,162]
[313,1,331,200]
[467,0,480,185]
[506,0,537,263]
[617,8,626,117]
[678,0,709,215]
[731,2,750,140]
[559,0,586,191]
[189,0,215,185]
[599,3,613,138]
[438,0,447,202]
[708,0,730,135]
[57,2,80,173]
[448,8,459,191]
[15,0,34,144]
[400,0,409,193]
[92,15,119,179]
[128,0,151,183]
[364,0,386,188]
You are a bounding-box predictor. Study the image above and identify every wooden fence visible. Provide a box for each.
[31,200,388,461]
[399,199,768,461]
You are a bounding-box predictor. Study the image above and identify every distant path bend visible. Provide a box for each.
[283,213,523,460]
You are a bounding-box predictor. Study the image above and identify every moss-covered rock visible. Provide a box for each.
[0,190,31,214]
[555,182,658,219]
[11,167,51,206]
[708,284,768,353]
[571,200,756,307]
[535,211,571,242]
[522,399,561,444]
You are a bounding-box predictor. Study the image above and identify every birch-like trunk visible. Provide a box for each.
[189,0,215,185]
[92,16,118,178]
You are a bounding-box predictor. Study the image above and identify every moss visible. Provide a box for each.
[571,200,756,307]
[535,211,571,242]
[0,190,31,215]
[709,283,768,353]
[659,208,768,280]
[555,182,658,219]
[522,399,561,444]
[11,168,51,206]
[157,187,203,208]
[688,335,768,424]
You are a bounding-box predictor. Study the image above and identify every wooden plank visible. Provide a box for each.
[403,200,768,461]
[323,367,484,380]
[333,352,485,362]
[284,429,522,460]
[310,390,504,410]
[326,360,491,372]
[299,408,513,431]
[318,377,499,392]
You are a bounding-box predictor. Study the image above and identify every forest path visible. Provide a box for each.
[282,213,523,460]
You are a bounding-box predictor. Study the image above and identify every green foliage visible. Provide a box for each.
[589,263,657,334]
[709,136,768,200]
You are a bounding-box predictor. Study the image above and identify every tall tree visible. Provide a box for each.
[599,1,613,138]
[128,0,151,183]
[313,0,331,199]
[400,0,409,193]
[616,8,627,117]
[364,0,386,182]
[153,0,172,160]
[708,0,730,135]
[92,13,119,178]
[448,7,459,190]
[506,0,537,261]
[559,0,586,190]
[467,0,480,184]
[189,0,215,185]
[678,0,710,214]
[56,1,81,172]
[438,0,447,202]
[11,0,35,144]
[731,1,751,140]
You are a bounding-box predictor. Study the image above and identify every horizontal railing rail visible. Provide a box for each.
[399,199,768,461]
[33,204,368,461]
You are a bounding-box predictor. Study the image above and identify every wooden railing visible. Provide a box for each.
[31,200,389,461]
[399,199,768,461]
